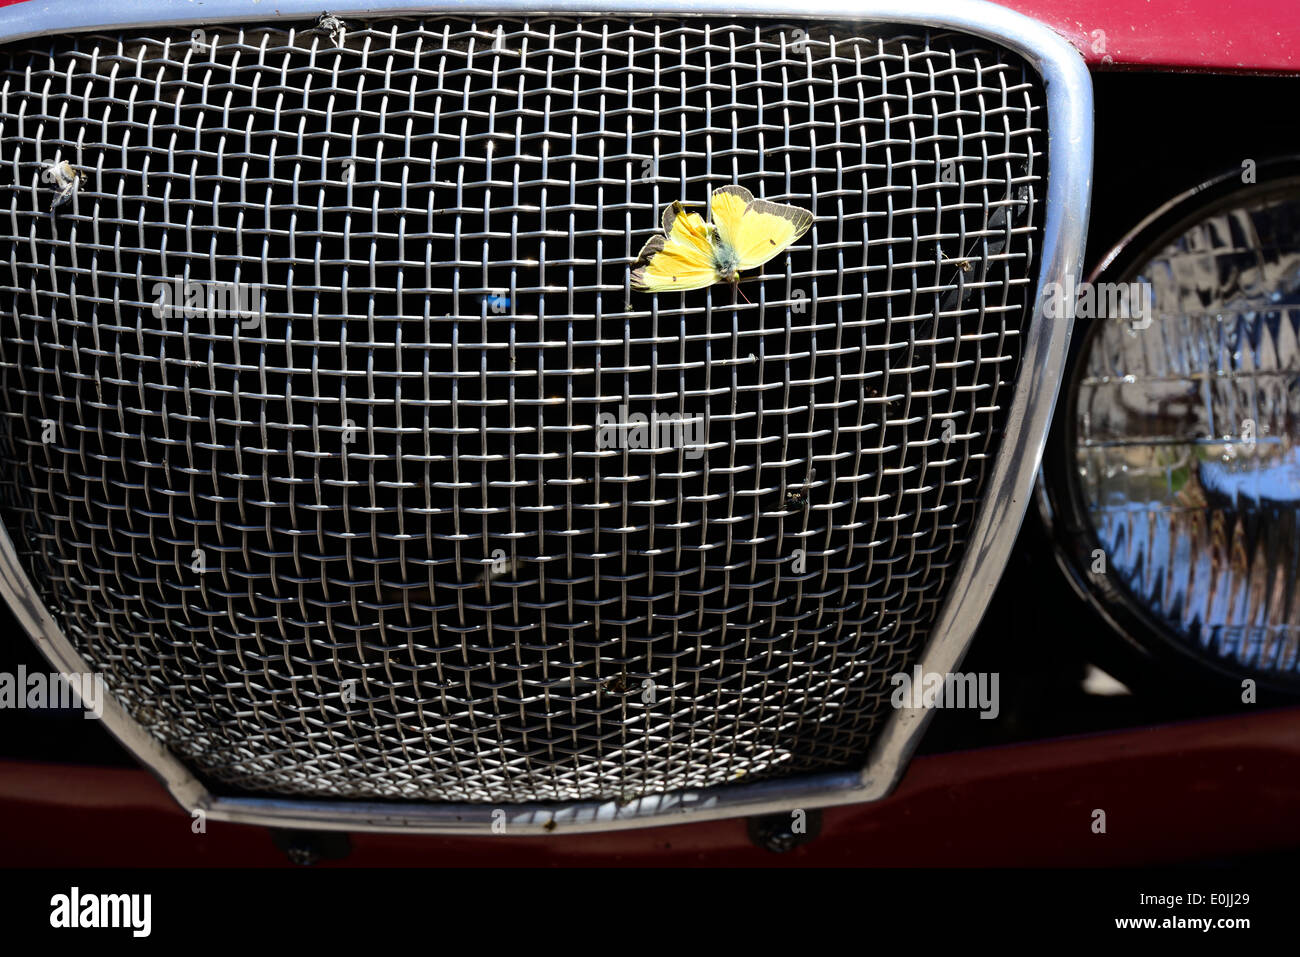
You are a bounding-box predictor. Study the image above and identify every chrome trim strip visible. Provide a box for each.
[0,0,1092,834]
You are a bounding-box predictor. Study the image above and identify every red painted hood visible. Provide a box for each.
[996,0,1298,72]
[0,0,1295,72]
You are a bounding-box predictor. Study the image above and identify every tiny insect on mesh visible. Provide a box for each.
[0,16,1044,803]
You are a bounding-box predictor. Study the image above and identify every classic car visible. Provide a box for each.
[0,0,1296,877]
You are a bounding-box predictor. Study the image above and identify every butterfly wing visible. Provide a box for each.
[630,235,718,291]
[630,202,719,292]
[661,200,709,242]
[709,185,812,273]
[731,200,813,270]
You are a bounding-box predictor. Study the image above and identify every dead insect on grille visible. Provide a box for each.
[939,245,975,272]
[602,672,632,694]
[40,160,84,212]
[785,468,817,509]
[316,13,347,47]
[865,385,902,409]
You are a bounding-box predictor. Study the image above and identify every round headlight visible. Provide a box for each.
[1046,169,1300,689]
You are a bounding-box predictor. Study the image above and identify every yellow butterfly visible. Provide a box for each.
[630,185,813,294]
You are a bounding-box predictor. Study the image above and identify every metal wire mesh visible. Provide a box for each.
[0,16,1044,803]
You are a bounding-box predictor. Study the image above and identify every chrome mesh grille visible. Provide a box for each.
[0,17,1044,803]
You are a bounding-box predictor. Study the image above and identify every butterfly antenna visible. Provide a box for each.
[733,281,752,305]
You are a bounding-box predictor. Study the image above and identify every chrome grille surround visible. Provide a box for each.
[0,0,1091,833]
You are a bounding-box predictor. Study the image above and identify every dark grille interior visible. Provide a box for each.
[0,16,1044,802]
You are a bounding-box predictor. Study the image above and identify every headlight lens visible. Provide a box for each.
[1071,182,1300,682]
